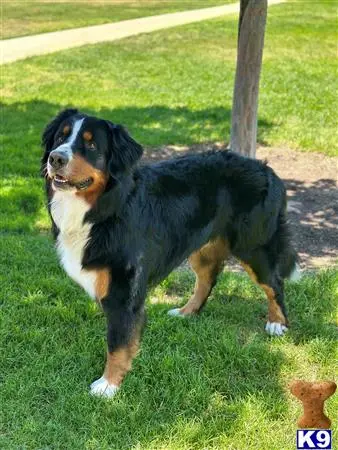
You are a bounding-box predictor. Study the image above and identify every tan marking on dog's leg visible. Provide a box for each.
[179,238,229,315]
[104,328,140,387]
[240,262,287,326]
[95,269,111,301]
[90,320,142,397]
[261,284,287,325]
[240,262,258,283]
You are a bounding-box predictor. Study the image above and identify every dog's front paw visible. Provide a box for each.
[90,376,119,398]
[265,321,288,336]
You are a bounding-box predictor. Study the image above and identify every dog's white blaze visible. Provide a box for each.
[51,190,97,299]
[57,118,84,158]
[47,118,85,179]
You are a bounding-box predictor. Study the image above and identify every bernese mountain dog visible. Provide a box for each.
[42,109,299,398]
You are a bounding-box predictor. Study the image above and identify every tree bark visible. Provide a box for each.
[230,0,267,158]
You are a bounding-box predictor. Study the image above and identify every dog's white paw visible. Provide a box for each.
[265,321,288,336]
[90,376,119,398]
[167,308,185,317]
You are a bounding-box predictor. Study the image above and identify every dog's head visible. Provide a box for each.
[41,109,143,200]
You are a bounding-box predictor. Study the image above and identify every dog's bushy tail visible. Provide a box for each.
[274,207,301,281]
[279,243,300,281]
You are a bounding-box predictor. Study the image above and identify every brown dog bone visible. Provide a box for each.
[290,380,337,429]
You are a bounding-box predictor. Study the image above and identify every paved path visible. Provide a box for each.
[1,0,285,65]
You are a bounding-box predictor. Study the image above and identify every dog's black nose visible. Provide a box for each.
[49,150,69,170]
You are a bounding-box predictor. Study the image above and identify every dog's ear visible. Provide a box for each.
[106,121,143,175]
[41,108,78,173]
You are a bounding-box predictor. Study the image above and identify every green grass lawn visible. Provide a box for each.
[1,1,337,448]
[0,235,337,449]
[2,0,231,39]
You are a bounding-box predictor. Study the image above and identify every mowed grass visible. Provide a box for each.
[1,1,337,448]
[1,234,337,449]
[2,0,231,39]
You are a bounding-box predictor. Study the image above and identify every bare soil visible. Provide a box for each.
[143,144,338,271]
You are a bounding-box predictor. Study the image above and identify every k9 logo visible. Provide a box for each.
[297,430,332,449]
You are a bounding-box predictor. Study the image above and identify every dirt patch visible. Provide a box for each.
[143,143,338,271]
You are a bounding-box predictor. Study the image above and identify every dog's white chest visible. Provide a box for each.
[57,231,97,299]
[51,191,97,299]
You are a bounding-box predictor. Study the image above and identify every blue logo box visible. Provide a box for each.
[297,429,332,449]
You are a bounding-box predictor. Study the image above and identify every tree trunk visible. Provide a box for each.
[230,0,267,157]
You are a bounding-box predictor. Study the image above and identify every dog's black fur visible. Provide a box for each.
[42,109,298,390]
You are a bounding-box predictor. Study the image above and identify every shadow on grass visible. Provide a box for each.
[1,100,274,178]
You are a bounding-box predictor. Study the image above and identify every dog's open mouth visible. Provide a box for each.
[53,174,94,190]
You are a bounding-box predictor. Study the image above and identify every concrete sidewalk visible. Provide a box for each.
[1,0,285,65]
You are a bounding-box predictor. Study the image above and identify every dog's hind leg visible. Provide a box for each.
[239,248,289,336]
[168,237,229,317]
